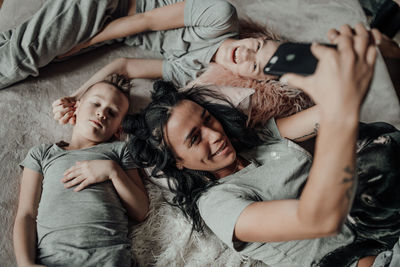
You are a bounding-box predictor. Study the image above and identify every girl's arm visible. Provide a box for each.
[52,58,163,124]
[73,58,163,98]
[59,1,185,58]
[62,160,149,222]
[13,168,45,267]
[234,23,377,243]
[275,105,320,142]
[89,1,185,44]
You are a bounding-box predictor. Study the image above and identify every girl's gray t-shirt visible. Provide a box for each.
[124,0,239,86]
[20,141,137,267]
[197,118,355,267]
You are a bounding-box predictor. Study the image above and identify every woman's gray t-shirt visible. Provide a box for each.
[197,119,355,267]
[20,141,137,267]
[124,0,239,86]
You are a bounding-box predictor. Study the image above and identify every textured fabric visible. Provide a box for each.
[20,141,137,266]
[372,239,400,267]
[124,0,239,86]
[198,120,400,267]
[317,123,400,267]
[0,0,127,89]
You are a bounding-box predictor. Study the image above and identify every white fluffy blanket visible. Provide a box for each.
[1,0,399,266]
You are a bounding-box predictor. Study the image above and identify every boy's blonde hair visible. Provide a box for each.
[78,74,134,110]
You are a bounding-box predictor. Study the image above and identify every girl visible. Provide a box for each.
[0,0,280,90]
[13,75,149,266]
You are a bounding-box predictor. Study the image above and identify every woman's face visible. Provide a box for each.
[164,100,237,176]
[214,37,279,80]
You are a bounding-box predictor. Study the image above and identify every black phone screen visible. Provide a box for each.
[263,42,336,77]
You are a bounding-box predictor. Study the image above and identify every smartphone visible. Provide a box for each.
[263,42,336,77]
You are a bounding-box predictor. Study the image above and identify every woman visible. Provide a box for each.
[118,24,399,267]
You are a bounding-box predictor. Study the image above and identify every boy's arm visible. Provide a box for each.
[59,1,185,58]
[13,168,44,267]
[62,161,149,222]
[108,167,149,222]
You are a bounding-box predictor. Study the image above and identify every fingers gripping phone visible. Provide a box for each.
[263,42,336,77]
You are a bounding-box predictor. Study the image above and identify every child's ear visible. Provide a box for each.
[113,126,123,140]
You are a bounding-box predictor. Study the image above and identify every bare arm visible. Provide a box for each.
[52,58,162,124]
[73,58,163,98]
[87,1,185,46]
[62,161,149,222]
[276,105,320,142]
[59,2,185,58]
[236,114,358,242]
[234,23,377,243]
[13,168,45,267]
[108,166,149,222]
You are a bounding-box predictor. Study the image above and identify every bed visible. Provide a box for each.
[1,0,399,266]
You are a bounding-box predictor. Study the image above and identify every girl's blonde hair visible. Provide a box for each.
[238,17,284,41]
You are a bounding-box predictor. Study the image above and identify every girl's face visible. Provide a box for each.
[214,37,279,80]
[164,100,237,177]
[74,83,129,143]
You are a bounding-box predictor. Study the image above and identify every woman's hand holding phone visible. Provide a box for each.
[279,23,377,118]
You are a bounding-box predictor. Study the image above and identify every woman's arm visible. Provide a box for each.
[52,58,163,124]
[275,105,320,142]
[234,23,377,243]
[13,168,45,267]
[59,1,185,58]
[62,161,149,222]
[236,114,359,242]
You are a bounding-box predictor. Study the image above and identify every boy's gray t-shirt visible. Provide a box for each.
[197,118,355,267]
[20,141,137,267]
[124,0,239,86]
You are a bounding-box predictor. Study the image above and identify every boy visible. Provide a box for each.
[13,74,149,267]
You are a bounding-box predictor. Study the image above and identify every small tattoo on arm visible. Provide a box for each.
[341,166,356,201]
[292,122,320,141]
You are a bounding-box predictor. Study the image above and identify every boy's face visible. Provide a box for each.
[74,83,129,143]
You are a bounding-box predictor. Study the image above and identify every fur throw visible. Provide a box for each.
[130,180,266,266]
[192,63,314,127]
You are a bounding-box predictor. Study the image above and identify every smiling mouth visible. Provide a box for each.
[212,141,227,157]
[232,47,239,64]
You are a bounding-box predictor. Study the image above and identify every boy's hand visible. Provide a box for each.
[61,160,117,191]
[52,96,77,125]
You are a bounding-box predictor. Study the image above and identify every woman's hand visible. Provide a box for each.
[328,26,400,59]
[281,23,377,118]
[52,96,77,125]
[61,160,117,191]
[57,40,91,59]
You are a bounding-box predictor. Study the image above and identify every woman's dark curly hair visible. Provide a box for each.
[123,80,275,232]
